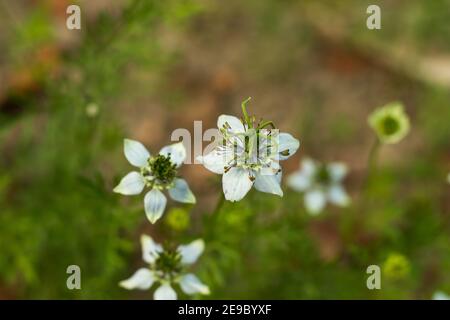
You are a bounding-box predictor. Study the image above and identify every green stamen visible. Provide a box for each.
[144,154,177,187]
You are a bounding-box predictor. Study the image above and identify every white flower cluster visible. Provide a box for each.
[114,99,444,300]
[114,98,301,300]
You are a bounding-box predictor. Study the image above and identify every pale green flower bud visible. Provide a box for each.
[383,253,410,280]
[368,102,410,144]
[165,208,190,232]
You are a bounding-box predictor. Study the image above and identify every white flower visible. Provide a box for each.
[287,158,350,214]
[119,235,210,300]
[114,139,195,224]
[197,99,300,202]
[432,291,450,300]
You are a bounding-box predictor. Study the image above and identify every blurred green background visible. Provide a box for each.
[0,0,449,299]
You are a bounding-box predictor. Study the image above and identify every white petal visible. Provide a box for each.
[328,163,348,182]
[144,189,167,224]
[328,185,350,206]
[168,178,196,204]
[222,167,254,202]
[178,239,205,265]
[159,142,186,168]
[304,190,326,214]
[124,139,150,167]
[287,172,311,192]
[141,235,162,264]
[119,268,154,290]
[254,171,283,197]
[179,274,210,295]
[301,158,317,176]
[217,114,245,133]
[277,133,300,160]
[154,284,177,300]
[275,167,282,184]
[113,172,145,195]
[196,148,228,174]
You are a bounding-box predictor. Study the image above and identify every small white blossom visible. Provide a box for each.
[114,139,195,224]
[432,291,450,300]
[120,235,210,300]
[287,158,350,214]
[197,99,300,202]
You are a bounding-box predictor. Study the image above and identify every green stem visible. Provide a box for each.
[209,192,226,236]
[213,192,226,216]
[362,138,380,193]
[367,139,380,179]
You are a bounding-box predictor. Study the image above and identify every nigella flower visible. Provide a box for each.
[120,235,210,300]
[197,98,300,202]
[114,139,195,224]
[368,102,410,144]
[287,158,350,214]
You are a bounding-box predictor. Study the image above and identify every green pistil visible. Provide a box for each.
[257,120,276,130]
[381,116,400,135]
[316,165,331,185]
[240,98,277,133]
[241,97,252,128]
[154,248,182,279]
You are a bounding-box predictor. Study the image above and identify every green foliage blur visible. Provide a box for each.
[0,0,449,299]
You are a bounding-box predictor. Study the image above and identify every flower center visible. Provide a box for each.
[141,154,177,188]
[220,98,280,173]
[381,116,400,136]
[315,165,331,185]
[153,247,182,280]
[227,130,276,171]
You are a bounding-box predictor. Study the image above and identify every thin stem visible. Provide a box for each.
[213,192,226,216]
[362,138,381,194]
[209,192,226,236]
[367,139,380,179]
